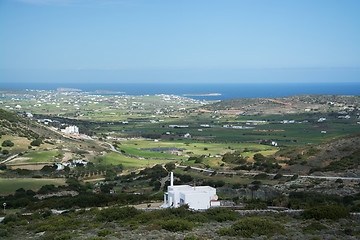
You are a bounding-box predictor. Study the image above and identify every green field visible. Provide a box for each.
[92,152,179,169]
[0,135,56,155]
[115,144,186,159]
[0,178,66,195]
[18,151,58,163]
[0,135,32,153]
[120,140,276,157]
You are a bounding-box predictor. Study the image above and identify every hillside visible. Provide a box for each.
[276,132,360,176]
[0,109,105,161]
[203,95,360,115]
[0,109,82,144]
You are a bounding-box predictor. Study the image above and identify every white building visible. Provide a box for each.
[61,125,79,135]
[162,172,220,210]
[318,117,326,122]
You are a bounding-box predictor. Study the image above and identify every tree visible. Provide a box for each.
[30,138,42,147]
[253,153,265,163]
[2,140,14,147]
[40,165,57,173]
[165,162,175,172]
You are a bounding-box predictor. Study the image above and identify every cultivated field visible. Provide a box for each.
[0,178,66,195]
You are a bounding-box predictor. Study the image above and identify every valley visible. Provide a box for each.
[0,89,359,239]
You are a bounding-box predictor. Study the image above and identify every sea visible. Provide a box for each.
[1,82,359,101]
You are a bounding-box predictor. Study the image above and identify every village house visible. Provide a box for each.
[162,172,220,210]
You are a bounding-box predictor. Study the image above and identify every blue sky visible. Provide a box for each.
[0,0,359,83]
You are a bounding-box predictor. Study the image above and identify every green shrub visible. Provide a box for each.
[302,205,350,220]
[2,140,14,147]
[246,201,268,210]
[302,222,328,233]
[290,174,299,181]
[217,217,285,237]
[0,224,9,237]
[204,208,238,222]
[32,215,80,232]
[185,213,208,223]
[161,219,193,232]
[54,233,75,240]
[184,234,199,240]
[35,224,56,233]
[30,139,42,147]
[274,173,283,179]
[96,206,140,222]
[0,228,8,237]
[3,214,20,224]
[254,173,268,180]
[97,229,114,237]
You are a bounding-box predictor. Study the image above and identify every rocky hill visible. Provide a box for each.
[0,109,75,142]
[276,132,360,176]
[203,95,360,115]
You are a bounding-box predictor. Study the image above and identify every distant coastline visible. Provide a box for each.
[2,82,359,101]
[57,88,82,92]
[183,93,222,97]
[91,90,125,94]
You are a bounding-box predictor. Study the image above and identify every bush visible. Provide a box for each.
[161,219,193,232]
[302,205,350,220]
[2,150,9,155]
[96,206,140,222]
[204,208,238,222]
[290,174,298,181]
[54,233,75,240]
[0,228,8,237]
[97,229,114,237]
[254,173,268,180]
[185,213,208,223]
[246,201,268,210]
[30,139,42,147]
[217,217,285,237]
[3,214,20,224]
[302,222,328,233]
[274,173,283,179]
[165,162,175,172]
[184,234,199,240]
[2,140,14,147]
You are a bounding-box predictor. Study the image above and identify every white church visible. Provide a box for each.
[161,172,220,210]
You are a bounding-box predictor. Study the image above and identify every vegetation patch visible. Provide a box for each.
[217,217,285,237]
[20,151,58,163]
[160,219,194,232]
[0,178,65,195]
[302,205,350,220]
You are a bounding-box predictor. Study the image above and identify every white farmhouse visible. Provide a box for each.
[162,172,220,210]
[61,125,79,135]
[184,133,191,138]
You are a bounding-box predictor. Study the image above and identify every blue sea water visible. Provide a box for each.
[1,82,359,101]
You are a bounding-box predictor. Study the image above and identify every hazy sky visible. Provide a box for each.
[1,0,359,83]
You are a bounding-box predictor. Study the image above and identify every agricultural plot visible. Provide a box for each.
[0,178,66,195]
[121,140,276,157]
[92,152,178,169]
[183,149,279,169]
[114,144,186,160]
[0,135,56,156]
[13,151,58,163]
[0,135,32,153]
